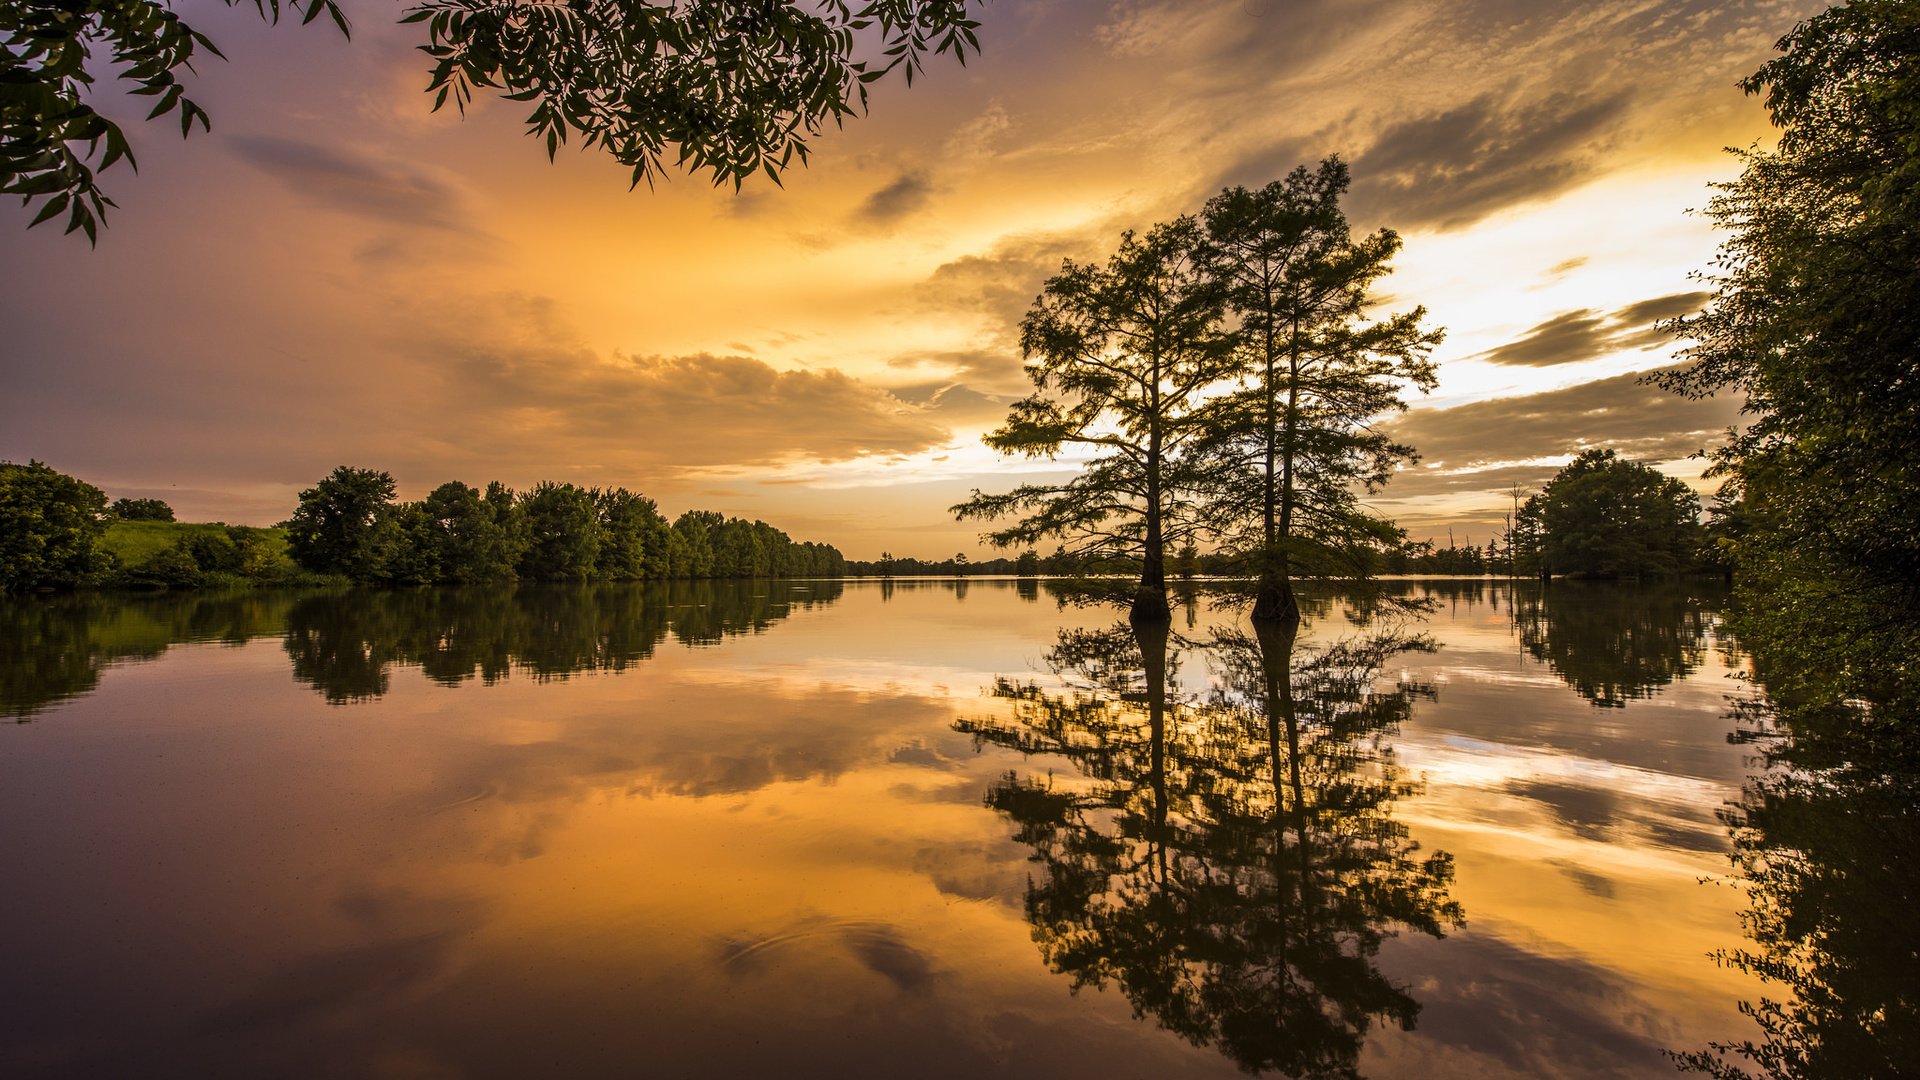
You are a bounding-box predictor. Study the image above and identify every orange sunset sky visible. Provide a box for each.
[0,0,1821,558]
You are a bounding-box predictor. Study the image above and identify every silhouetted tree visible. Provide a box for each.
[1654,0,1920,701]
[1511,450,1703,577]
[956,217,1233,624]
[1200,159,1440,622]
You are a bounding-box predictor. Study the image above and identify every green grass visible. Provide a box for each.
[102,520,298,575]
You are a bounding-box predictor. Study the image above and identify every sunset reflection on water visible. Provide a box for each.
[1,579,1758,1078]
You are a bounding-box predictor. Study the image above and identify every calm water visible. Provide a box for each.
[1,578,1769,1077]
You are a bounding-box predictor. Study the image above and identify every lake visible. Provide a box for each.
[1,578,1773,1077]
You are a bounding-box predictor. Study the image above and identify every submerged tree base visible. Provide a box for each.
[1250,577,1301,626]
[1129,586,1173,625]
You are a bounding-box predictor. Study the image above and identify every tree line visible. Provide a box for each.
[0,460,845,592]
[955,156,1442,625]
[284,466,847,584]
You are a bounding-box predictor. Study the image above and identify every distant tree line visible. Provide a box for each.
[845,547,1075,577]
[110,497,174,521]
[285,466,845,585]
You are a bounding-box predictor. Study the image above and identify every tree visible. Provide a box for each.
[595,486,669,581]
[954,216,1234,624]
[4,0,981,241]
[1654,0,1920,700]
[0,459,112,591]
[1199,158,1441,623]
[413,480,519,583]
[109,497,173,521]
[285,465,401,579]
[1510,450,1704,577]
[517,481,601,581]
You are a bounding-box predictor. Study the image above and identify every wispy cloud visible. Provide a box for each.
[1477,292,1709,366]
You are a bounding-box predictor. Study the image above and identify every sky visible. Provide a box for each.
[0,0,1823,558]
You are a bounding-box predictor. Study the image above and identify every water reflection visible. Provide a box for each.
[1512,580,1719,708]
[0,591,295,718]
[960,617,1463,1076]
[1,579,1833,1077]
[284,581,838,703]
[1,580,843,714]
[1679,692,1920,1078]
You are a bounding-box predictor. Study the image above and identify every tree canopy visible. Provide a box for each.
[110,496,174,521]
[1654,0,1920,706]
[954,216,1233,624]
[1199,158,1440,620]
[956,160,1438,624]
[3,0,980,240]
[0,459,112,592]
[1509,449,1704,578]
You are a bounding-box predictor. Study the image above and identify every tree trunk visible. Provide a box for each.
[1133,519,1171,623]
[1135,376,1171,625]
[1255,324,1302,627]
[1135,619,1171,848]
[1251,573,1299,624]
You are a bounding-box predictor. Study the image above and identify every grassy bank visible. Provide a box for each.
[99,521,339,589]
[103,521,286,566]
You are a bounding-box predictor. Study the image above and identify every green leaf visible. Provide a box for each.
[28,194,70,229]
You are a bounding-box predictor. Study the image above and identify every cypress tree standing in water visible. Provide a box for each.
[1199,159,1441,623]
[955,217,1233,624]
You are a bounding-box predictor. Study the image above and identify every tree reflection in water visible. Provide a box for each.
[0,580,845,715]
[959,617,1462,1077]
[1,590,295,718]
[1511,580,1720,708]
[1678,690,1920,1078]
[283,580,844,703]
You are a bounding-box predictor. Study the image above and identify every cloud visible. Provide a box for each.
[1188,0,1796,231]
[943,102,1015,159]
[1350,91,1634,231]
[1380,364,1742,494]
[919,250,1053,328]
[854,170,936,225]
[1375,929,1678,1075]
[228,135,477,233]
[1477,291,1710,366]
[888,380,1022,428]
[366,293,954,481]
[886,347,1029,400]
[1613,290,1713,326]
